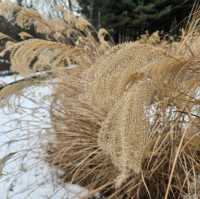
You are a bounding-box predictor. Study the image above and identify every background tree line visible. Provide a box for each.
[5,0,196,42]
[76,0,196,42]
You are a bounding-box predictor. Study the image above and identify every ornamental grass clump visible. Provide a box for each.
[48,21,200,198]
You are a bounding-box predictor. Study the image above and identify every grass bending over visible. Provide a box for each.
[0,39,92,75]
[0,2,113,54]
[48,36,200,198]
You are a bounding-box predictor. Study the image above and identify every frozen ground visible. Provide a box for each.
[0,75,87,199]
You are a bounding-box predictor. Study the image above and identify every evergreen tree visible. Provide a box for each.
[77,0,195,42]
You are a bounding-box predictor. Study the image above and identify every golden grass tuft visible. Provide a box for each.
[0,2,21,21]
[0,2,113,73]
[84,42,174,112]
[2,2,199,199]
[16,8,52,35]
[47,69,116,194]
[0,2,110,53]
[18,31,33,40]
[0,39,92,75]
[48,27,200,198]
[138,31,162,45]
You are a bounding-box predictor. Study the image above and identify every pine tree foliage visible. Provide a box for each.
[77,0,196,42]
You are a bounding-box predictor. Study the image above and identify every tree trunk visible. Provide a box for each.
[98,10,101,29]
[68,0,73,11]
[89,0,94,24]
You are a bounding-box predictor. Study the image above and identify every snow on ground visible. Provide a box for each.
[0,75,88,199]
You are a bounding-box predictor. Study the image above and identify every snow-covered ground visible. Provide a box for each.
[0,75,87,199]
